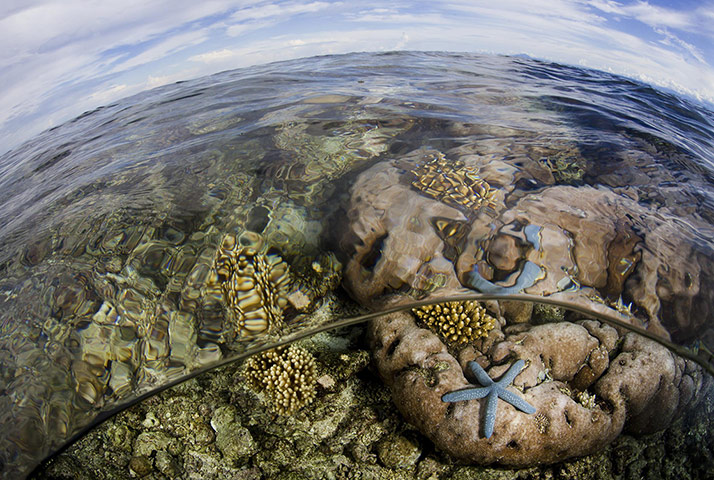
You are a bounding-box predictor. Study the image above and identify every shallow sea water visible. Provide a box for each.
[1,51,714,478]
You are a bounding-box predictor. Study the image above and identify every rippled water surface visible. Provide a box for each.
[2,52,714,478]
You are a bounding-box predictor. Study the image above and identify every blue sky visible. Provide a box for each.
[1,0,713,154]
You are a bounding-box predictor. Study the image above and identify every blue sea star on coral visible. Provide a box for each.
[442,359,536,438]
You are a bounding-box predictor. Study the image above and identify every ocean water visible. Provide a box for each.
[1,51,713,478]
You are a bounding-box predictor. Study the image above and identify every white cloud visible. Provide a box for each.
[109,30,209,73]
[394,32,409,50]
[87,84,127,104]
[189,48,237,64]
[347,11,452,25]
[589,0,704,32]
[229,1,332,22]
[225,1,335,37]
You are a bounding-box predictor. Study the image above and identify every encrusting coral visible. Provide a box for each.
[412,301,496,345]
[242,344,317,415]
[208,232,291,337]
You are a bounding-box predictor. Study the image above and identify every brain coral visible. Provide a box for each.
[243,344,317,415]
[412,301,496,345]
[209,232,291,337]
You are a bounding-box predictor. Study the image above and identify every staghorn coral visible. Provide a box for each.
[412,301,496,345]
[411,151,497,214]
[243,344,317,415]
[210,232,291,337]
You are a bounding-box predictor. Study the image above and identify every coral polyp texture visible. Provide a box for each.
[242,344,317,415]
[412,301,496,344]
[411,151,497,214]
[210,232,291,337]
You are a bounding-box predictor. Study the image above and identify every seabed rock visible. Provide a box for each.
[32,321,714,479]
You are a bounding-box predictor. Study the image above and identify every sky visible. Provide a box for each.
[1,0,713,155]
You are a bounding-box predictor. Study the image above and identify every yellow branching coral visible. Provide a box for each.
[412,301,496,344]
[411,152,497,213]
[210,232,290,337]
[243,345,317,415]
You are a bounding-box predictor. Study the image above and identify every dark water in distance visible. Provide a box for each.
[1,51,714,478]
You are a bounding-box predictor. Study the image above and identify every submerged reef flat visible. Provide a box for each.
[33,322,714,480]
[5,52,714,478]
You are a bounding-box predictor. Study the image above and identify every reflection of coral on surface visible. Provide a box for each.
[411,152,497,214]
[210,232,290,337]
[412,301,496,345]
[243,345,317,415]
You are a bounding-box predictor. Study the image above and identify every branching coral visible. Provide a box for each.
[243,345,317,415]
[412,301,496,345]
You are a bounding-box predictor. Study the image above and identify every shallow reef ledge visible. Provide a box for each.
[337,148,713,466]
[367,309,708,466]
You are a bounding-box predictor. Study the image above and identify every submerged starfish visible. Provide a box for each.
[442,359,536,438]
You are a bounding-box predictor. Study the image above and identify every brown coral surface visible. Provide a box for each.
[368,310,707,466]
[243,345,318,415]
[337,148,714,466]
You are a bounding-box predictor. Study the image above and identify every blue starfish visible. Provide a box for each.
[442,359,536,438]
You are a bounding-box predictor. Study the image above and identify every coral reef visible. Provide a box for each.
[287,251,343,314]
[242,344,318,415]
[209,232,291,337]
[339,149,511,304]
[337,150,714,466]
[368,310,708,466]
[33,323,714,480]
[412,301,496,345]
[270,117,413,204]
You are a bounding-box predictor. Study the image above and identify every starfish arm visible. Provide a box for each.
[496,359,527,386]
[442,386,492,402]
[466,361,494,387]
[497,388,537,414]
[483,390,499,438]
